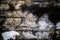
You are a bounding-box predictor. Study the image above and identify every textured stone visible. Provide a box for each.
[0,4,10,10]
[3,18,22,30]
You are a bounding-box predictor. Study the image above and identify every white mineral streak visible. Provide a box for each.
[2,31,20,40]
[22,32,37,39]
[56,21,60,29]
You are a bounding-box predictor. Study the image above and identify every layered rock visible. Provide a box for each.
[0,0,55,39]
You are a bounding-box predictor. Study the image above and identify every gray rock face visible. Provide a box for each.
[38,14,54,31]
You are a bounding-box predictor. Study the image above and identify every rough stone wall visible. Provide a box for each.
[0,0,25,30]
[0,0,57,40]
[0,0,39,39]
[0,0,38,31]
